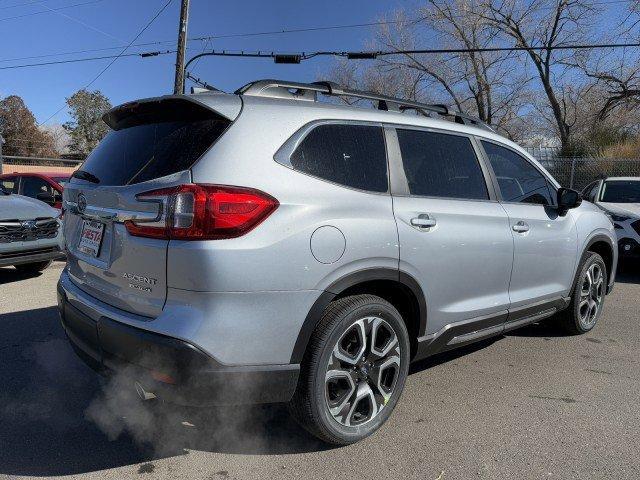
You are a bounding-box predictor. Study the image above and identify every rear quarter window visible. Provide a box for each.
[287,123,388,193]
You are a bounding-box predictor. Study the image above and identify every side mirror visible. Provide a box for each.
[36,192,56,206]
[557,188,582,214]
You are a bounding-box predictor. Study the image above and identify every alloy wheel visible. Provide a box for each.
[579,263,604,329]
[324,317,401,427]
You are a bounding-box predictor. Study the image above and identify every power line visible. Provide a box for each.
[33,0,124,43]
[2,40,639,73]
[37,0,174,125]
[0,50,175,70]
[2,0,636,65]
[190,20,407,42]
[0,20,405,64]
[181,41,640,64]
[0,0,55,10]
[0,41,175,64]
[0,0,103,21]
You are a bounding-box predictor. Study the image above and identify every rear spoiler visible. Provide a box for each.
[102,94,242,130]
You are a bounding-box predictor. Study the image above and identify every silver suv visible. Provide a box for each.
[57,80,617,445]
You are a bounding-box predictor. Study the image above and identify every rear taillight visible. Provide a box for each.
[125,184,278,240]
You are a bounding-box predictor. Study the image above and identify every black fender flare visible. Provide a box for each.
[289,268,426,363]
[581,233,616,290]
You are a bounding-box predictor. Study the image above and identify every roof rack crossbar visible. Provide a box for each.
[235,79,494,132]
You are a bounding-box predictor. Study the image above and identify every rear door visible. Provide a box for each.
[64,98,232,317]
[480,140,577,308]
[390,127,513,335]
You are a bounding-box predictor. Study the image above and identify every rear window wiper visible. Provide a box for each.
[71,170,100,184]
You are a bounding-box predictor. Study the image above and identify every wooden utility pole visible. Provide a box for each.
[173,0,190,94]
[0,133,4,174]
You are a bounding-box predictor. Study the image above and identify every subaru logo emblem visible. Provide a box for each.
[77,194,87,214]
[21,220,37,230]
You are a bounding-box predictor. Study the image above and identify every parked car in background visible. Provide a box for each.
[57,79,616,445]
[0,184,65,273]
[582,177,640,261]
[0,172,71,209]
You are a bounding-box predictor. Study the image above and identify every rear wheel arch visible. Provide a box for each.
[290,269,426,363]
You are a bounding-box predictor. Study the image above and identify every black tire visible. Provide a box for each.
[288,294,410,445]
[14,260,52,274]
[558,252,607,335]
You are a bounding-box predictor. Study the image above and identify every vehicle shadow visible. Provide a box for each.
[615,263,640,284]
[0,266,44,285]
[0,306,328,477]
[409,337,500,375]
[503,320,568,338]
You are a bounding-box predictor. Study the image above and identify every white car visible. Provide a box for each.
[583,177,640,260]
[0,184,64,273]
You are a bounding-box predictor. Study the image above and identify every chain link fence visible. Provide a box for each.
[539,158,640,190]
[525,148,640,190]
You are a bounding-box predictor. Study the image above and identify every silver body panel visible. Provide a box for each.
[500,202,578,307]
[394,196,513,334]
[59,89,617,367]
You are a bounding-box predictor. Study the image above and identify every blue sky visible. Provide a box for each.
[1,0,404,124]
[1,0,632,127]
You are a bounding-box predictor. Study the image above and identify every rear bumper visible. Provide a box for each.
[0,246,65,267]
[57,282,300,406]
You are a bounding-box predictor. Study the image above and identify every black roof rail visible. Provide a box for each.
[234,79,494,132]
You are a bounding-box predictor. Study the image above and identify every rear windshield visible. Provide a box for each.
[74,100,230,186]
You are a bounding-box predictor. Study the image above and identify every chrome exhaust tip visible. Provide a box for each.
[135,381,157,401]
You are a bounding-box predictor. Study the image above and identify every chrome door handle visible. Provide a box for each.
[410,215,437,229]
[512,221,529,233]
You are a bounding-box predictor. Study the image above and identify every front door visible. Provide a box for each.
[480,140,578,309]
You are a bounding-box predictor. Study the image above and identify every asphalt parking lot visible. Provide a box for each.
[1,262,639,479]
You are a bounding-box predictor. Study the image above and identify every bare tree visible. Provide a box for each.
[325,3,530,140]
[478,0,597,153]
[584,68,640,122]
[565,8,640,152]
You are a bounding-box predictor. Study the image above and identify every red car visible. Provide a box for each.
[0,172,70,209]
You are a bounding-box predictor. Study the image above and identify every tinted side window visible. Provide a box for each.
[396,129,488,200]
[482,141,553,205]
[22,177,53,198]
[289,124,388,193]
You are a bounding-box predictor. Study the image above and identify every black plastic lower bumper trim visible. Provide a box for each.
[0,247,64,267]
[57,283,299,406]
